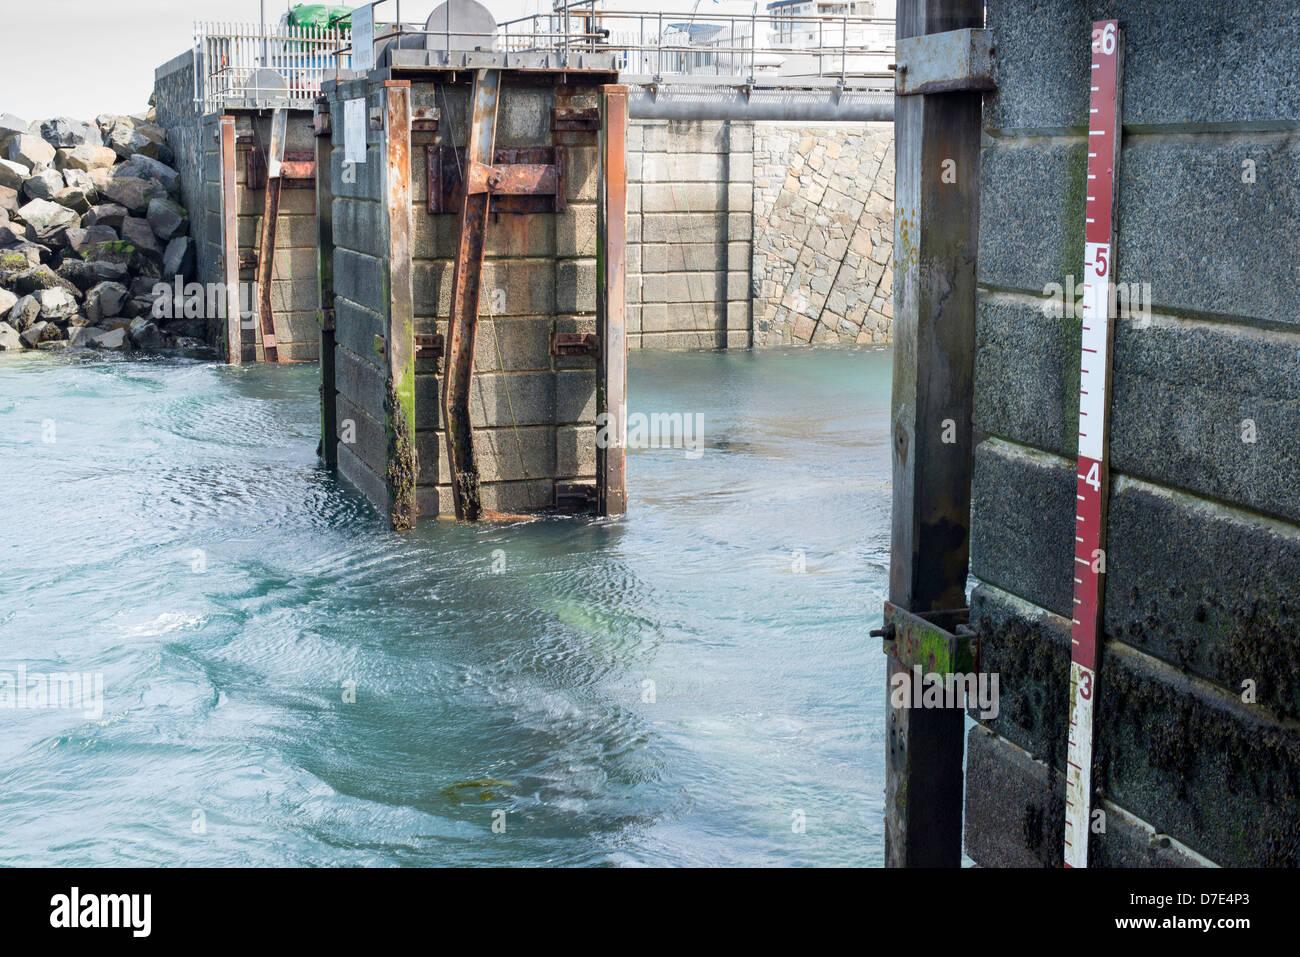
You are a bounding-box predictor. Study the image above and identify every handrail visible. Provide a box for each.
[193,6,897,111]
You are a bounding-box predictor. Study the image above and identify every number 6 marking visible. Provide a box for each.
[1092,22,1116,55]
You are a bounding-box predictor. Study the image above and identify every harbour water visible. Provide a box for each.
[0,347,892,866]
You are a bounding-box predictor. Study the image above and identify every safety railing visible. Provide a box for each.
[192,5,895,110]
[497,6,896,85]
[194,21,351,113]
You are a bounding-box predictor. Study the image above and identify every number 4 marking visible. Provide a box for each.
[1084,461,1101,491]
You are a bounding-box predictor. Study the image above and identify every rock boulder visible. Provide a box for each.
[39,117,103,149]
[86,281,129,322]
[111,155,180,195]
[8,134,56,170]
[22,168,64,202]
[17,199,77,243]
[146,196,187,241]
[8,294,40,331]
[162,235,193,280]
[37,286,78,320]
[65,224,119,256]
[83,203,127,230]
[99,176,163,213]
[0,158,28,190]
[57,145,117,172]
[0,114,26,152]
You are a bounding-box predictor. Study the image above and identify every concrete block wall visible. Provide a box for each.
[626,118,895,350]
[234,111,320,362]
[408,79,602,517]
[965,0,1300,867]
[751,122,895,346]
[325,75,602,520]
[626,120,752,350]
[154,52,215,291]
[154,56,320,358]
[194,114,224,297]
[325,76,392,516]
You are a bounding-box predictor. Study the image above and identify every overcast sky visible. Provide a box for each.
[2,0,893,122]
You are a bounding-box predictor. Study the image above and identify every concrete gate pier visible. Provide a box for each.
[317,43,627,527]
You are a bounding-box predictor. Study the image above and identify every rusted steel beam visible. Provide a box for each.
[315,96,338,469]
[428,145,564,214]
[411,106,440,132]
[550,331,599,357]
[218,116,241,366]
[465,161,558,196]
[248,149,316,189]
[884,0,984,869]
[414,333,444,362]
[384,80,418,530]
[279,154,316,182]
[441,69,501,522]
[895,27,996,96]
[255,108,287,363]
[552,107,600,131]
[596,84,628,517]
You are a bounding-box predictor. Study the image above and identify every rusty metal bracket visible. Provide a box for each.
[313,98,332,137]
[550,331,599,357]
[412,107,440,132]
[554,482,597,512]
[319,308,336,332]
[875,601,977,675]
[427,145,566,214]
[895,28,996,95]
[552,107,600,131]
[466,160,559,197]
[415,332,444,361]
[238,252,258,271]
[248,149,317,191]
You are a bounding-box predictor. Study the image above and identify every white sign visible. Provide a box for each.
[352,3,375,73]
[344,98,367,165]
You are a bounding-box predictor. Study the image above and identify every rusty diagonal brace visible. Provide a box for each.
[442,69,501,522]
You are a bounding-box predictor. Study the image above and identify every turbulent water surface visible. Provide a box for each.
[0,347,892,866]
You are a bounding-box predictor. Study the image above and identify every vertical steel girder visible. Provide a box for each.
[442,69,501,522]
[596,85,628,517]
[885,0,984,868]
[218,116,241,365]
[315,96,338,469]
[384,80,418,531]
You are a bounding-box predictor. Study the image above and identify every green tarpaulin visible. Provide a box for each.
[287,4,355,32]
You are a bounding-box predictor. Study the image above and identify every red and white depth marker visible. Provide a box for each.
[1064,19,1123,870]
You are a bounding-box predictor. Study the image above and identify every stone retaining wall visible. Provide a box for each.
[626,119,895,350]
[751,122,894,346]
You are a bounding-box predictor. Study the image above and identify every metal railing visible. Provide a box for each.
[191,6,895,113]
[194,21,351,112]
[498,7,896,85]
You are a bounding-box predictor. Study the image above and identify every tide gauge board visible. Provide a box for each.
[1064,19,1123,870]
